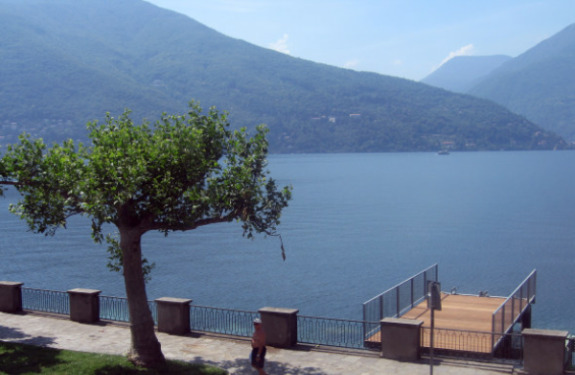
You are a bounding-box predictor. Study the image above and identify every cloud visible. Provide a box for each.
[269,34,290,54]
[344,59,360,69]
[437,43,475,68]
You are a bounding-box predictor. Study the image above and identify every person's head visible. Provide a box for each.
[253,318,262,327]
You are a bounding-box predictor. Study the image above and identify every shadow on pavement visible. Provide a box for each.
[0,323,56,347]
[195,357,330,375]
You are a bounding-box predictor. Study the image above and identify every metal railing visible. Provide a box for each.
[298,315,378,349]
[16,281,552,359]
[99,295,157,325]
[362,264,438,339]
[22,288,69,315]
[189,305,259,337]
[17,286,379,350]
[99,295,130,322]
[491,269,536,345]
[421,327,523,360]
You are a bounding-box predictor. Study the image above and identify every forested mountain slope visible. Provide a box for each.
[0,0,567,152]
[468,23,575,142]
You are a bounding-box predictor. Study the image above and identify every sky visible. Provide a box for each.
[144,0,575,81]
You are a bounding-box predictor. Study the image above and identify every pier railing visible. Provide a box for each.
[362,264,438,337]
[491,269,537,347]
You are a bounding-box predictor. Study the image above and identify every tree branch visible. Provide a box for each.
[148,210,239,232]
[0,180,19,186]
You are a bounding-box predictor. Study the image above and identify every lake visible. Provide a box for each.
[1,151,574,332]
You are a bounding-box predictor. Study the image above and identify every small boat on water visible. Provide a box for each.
[437,149,450,155]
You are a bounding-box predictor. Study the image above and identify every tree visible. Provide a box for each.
[0,102,292,367]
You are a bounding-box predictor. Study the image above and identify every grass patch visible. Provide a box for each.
[0,341,227,375]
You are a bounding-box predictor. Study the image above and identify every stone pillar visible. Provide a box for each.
[0,281,24,313]
[67,288,101,324]
[259,307,299,348]
[522,328,568,375]
[155,297,192,335]
[380,317,423,361]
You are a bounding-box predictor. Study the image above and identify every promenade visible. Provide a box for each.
[0,311,516,374]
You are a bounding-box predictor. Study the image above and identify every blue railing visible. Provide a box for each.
[22,288,69,315]
[189,305,259,337]
[298,315,378,349]
[99,295,157,325]
[99,295,130,322]
[19,287,378,350]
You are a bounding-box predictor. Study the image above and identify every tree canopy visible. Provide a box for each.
[0,102,292,366]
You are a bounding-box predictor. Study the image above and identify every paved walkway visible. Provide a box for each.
[0,311,517,374]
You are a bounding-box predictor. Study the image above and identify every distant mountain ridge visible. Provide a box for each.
[421,23,575,142]
[469,23,575,142]
[0,0,568,152]
[421,55,511,93]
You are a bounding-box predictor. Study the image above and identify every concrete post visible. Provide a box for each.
[0,281,24,313]
[155,297,192,335]
[522,328,568,375]
[67,288,101,324]
[380,317,423,361]
[259,307,299,348]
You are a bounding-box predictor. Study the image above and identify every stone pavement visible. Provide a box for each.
[0,311,517,374]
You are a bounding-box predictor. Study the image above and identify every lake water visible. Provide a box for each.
[1,151,574,332]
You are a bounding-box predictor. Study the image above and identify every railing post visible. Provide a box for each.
[395,286,400,317]
[533,271,537,301]
[511,295,515,329]
[520,284,524,314]
[67,288,101,323]
[491,314,495,350]
[379,295,383,320]
[424,272,428,293]
[410,278,414,308]
[0,281,24,313]
[527,278,531,307]
[155,297,192,335]
[501,304,505,334]
[362,305,367,342]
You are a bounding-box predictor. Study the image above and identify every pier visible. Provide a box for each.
[363,265,536,355]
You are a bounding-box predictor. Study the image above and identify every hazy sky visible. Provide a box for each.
[144,0,574,81]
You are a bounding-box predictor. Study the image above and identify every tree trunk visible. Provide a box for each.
[120,227,165,367]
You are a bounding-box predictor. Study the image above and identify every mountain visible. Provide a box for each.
[0,0,568,153]
[421,55,511,93]
[468,23,575,142]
